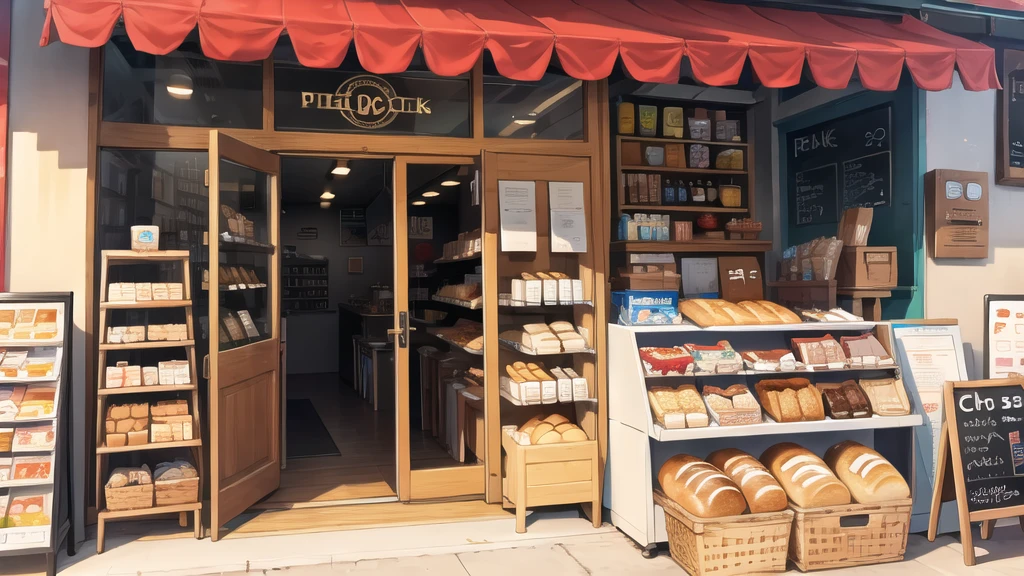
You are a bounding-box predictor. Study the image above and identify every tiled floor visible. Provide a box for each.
[206,525,1024,576]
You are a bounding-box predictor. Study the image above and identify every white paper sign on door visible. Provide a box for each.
[549,182,587,253]
[498,180,537,252]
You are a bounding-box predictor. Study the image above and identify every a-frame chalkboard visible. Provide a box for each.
[929,378,1024,566]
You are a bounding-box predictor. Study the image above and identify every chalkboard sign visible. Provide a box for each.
[930,378,1024,566]
[788,106,892,227]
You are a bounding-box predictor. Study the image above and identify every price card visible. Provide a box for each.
[717,256,763,302]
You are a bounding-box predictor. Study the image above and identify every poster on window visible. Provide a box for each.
[339,209,367,247]
[984,294,1024,379]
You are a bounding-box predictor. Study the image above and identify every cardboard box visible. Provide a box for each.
[837,246,897,288]
[838,208,873,247]
[621,141,642,166]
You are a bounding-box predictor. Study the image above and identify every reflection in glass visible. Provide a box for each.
[483,56,584,140]
[102,31,262,128]
[216,160,272,351]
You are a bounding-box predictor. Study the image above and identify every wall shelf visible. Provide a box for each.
[609,240,771,253]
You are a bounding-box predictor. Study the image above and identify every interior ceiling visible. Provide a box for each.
[281,158,464,208]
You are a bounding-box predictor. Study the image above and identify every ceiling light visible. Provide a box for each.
[320,201,331,209]
[166,73,194,99]
[412,200,426,206]
[512,117,536,126]
[332,160,351,176]
[441,180,460,187]
[320,191,336,200]
[528,111,538,117]
[422,191,440,198]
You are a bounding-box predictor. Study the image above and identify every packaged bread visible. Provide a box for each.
[760,442,851,508]
[648,386,687,429]
[638,347,693,376]
[859,378,911,416]
[737,301,802,325]
[824,441,910,503]
[678,299,758,327]
[702,384,761,426]
[817,381,872,419]
[678,384,709,428]
[801,307,863,322]
[791,335,847,368]
[839,334,895,367]
[706,448,787,513]
[755,378,824,422]
[742,350,799,372]
[684,341,742,374]
[658,454,747,518]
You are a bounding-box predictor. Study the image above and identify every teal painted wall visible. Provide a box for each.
[777,78,924,319]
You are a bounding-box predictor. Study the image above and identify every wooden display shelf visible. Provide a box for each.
[96,439,202,454]
[103,250,191,263]
[97,501,201,520]
[100,300,192,310]
[499,389,597,406]
[619,204,747,213]
[98,385,197,396]
[620,164,746,175]
[609,240,771,253]
[434,252,481,264]
[220,241,275,254]
[99,340,195,351]
[618,135,748,147]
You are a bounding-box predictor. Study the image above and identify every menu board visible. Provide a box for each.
[0,294,73,562]
[950,383,1024,512]
[787,105,892,227]
[983,294,1024,379]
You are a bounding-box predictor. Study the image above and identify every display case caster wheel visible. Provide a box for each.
[641,544,659,559]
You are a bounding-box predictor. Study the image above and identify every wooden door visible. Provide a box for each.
[208,131,282,540]
[394,156,486,501]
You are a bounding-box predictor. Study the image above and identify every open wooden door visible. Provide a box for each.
[208,131,282,540]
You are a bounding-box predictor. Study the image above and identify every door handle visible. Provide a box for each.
[388,311,412,348]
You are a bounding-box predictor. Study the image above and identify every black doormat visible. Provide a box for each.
[286,399,341,459]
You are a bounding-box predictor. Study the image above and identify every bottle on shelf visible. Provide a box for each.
[678,180,689,205]
[707,180,719,206]
[691,180,706,204]
[662,178,676,206]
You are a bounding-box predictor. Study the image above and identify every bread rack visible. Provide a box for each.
[605,321,923,556]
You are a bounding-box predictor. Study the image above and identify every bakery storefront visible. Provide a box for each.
[21,0,1015,573]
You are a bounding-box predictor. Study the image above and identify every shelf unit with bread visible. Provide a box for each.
[605,321,922,551]
[481,152,605,532]
[94,250,204,554]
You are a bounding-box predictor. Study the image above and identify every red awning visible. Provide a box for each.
[40,0,1000,91]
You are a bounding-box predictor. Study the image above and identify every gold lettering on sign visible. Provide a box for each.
[300,75,431,130]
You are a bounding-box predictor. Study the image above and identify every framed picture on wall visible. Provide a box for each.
[983,294,1024,379]
[998,48,1024,186]
[339,209,367,246]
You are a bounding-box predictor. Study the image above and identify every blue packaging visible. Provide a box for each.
[612,290,681,325]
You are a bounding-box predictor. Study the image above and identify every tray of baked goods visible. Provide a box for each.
[646,374,918,441]
[500,361,593,405]
[428,320,483,356]
[499,322,594,355]
[627,298,873,332]
[654,440,912,574]
[637,331,898,378]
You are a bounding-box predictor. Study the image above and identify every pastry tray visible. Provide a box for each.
[429,330,483,355]
[431,295,483,310]
[498,338,595,356]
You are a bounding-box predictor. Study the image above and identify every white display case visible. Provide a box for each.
[605,321,923,554]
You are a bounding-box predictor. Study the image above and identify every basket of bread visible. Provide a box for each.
[655,440,911,575]
[502,414,599,534]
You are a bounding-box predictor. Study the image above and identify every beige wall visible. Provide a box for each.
[7,2,90,543]
[925,77,1024,378]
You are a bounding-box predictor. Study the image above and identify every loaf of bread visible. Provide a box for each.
[824,441,910,503]
[755,379,824,422]
[760,443,851,508]
[678,299,758,327]
[738,301,802,324]
[706,448,787,513]
[658,454,747,518]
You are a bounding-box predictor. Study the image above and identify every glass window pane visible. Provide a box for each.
[102,30,263,128]
[483,58,584,140]
[273,38,470,137]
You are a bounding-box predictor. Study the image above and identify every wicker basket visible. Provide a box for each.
[654,490,793,576]
[155,476,199,506]
[104,483,154,511]
[788,499,912,572]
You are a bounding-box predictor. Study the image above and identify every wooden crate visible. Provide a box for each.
[155,476,199,506]
[104,483,153,511]
[789,499,912,571]
[654,490,793,576]
[501,429,600,534]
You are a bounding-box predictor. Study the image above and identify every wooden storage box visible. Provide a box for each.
[836,246,897,289]
[104,483,154,511]
[501,429,600,534]
[155,476,199,506]
[788,499,912,571]
[654,490,793,576]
